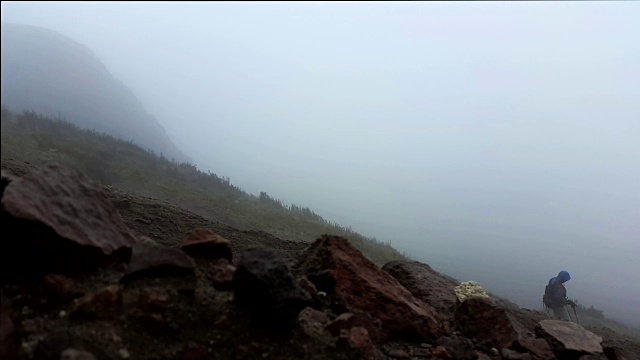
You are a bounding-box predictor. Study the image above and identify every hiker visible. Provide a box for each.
[543,270,576,321]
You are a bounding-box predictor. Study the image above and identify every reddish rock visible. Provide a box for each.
[294,235,447,341]
[347,327,374,358]
[138,287,170,312]
[455,297,527,349]
[72,284,122,318]
[535,320,603,359]
[42,274,76,305]
[382,260,460,318]
[181,228,232,262]
[432,346,451,359]
[233,247,310,327]
[209,264,235,291]
[121,243,195,282]
[348,326,370,346]
[512,337,555,360]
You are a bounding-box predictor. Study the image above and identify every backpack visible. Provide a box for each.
[543,279,565,308]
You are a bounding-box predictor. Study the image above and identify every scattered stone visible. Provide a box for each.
[61,348,97,360]
[135,218,151,225]
[59,311,67,318]
[0,296,18,360]
[119,348,130,359]
[579,354,609,360]
[347,327,374,358]
[326,313,355,336]
[138,287,170,312]
[121,243,195,283]
[182,343,207,360]
[501,348,533,360]
[137,236,158,245]
[233,247,310,327]
[535,320,603,358]
[294,235,447,341]
[181,228,232,262]
[298,307,329,338]
[72,285,123,319]
[297,276,318,296]
[455,297,527,349]
[412,347,432,357]
[209,264,235,291]
[383,260,460,318]
[603,346,640,360]
[454,281,490,302]
[437,335,478,360]
[387,349,411,358]
[32,331,74,360]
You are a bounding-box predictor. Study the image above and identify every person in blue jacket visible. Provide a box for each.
[543,270,576,320]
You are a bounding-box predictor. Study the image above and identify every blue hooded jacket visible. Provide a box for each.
[546,271,571,307]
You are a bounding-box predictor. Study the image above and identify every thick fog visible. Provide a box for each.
[2,2,639,326]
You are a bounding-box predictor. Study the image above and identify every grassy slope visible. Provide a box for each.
[4,107,639,336]
[0,107,408,266]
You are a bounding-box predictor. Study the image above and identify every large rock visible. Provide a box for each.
[293,235,447,341]
[180,228,232,262]
[382,260,460,318]
[120,243,196,285]
[454,297,527,349]
[233,247,311,327]
[535,320,603,359]
[1,165,136,279]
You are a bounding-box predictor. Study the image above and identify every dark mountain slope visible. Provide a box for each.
[1,23,189,163]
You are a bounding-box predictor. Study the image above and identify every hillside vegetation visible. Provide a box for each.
[0,107,408,265]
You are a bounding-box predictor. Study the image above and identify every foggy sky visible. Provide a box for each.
[2,2,639,326]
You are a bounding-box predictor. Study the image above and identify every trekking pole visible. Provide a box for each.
[565,305,573,322]
[572,305,579,324]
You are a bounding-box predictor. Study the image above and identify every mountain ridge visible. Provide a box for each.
[1,22,190,163]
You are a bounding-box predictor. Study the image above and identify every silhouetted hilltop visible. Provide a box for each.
[0,23,189,163]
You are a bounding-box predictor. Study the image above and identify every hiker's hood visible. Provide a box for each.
[558,270,571,282]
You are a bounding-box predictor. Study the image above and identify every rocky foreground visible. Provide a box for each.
[0,163,638,360]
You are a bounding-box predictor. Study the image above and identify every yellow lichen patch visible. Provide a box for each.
[454,281,490,302]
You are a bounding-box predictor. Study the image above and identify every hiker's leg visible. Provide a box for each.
[552,307,569,321]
